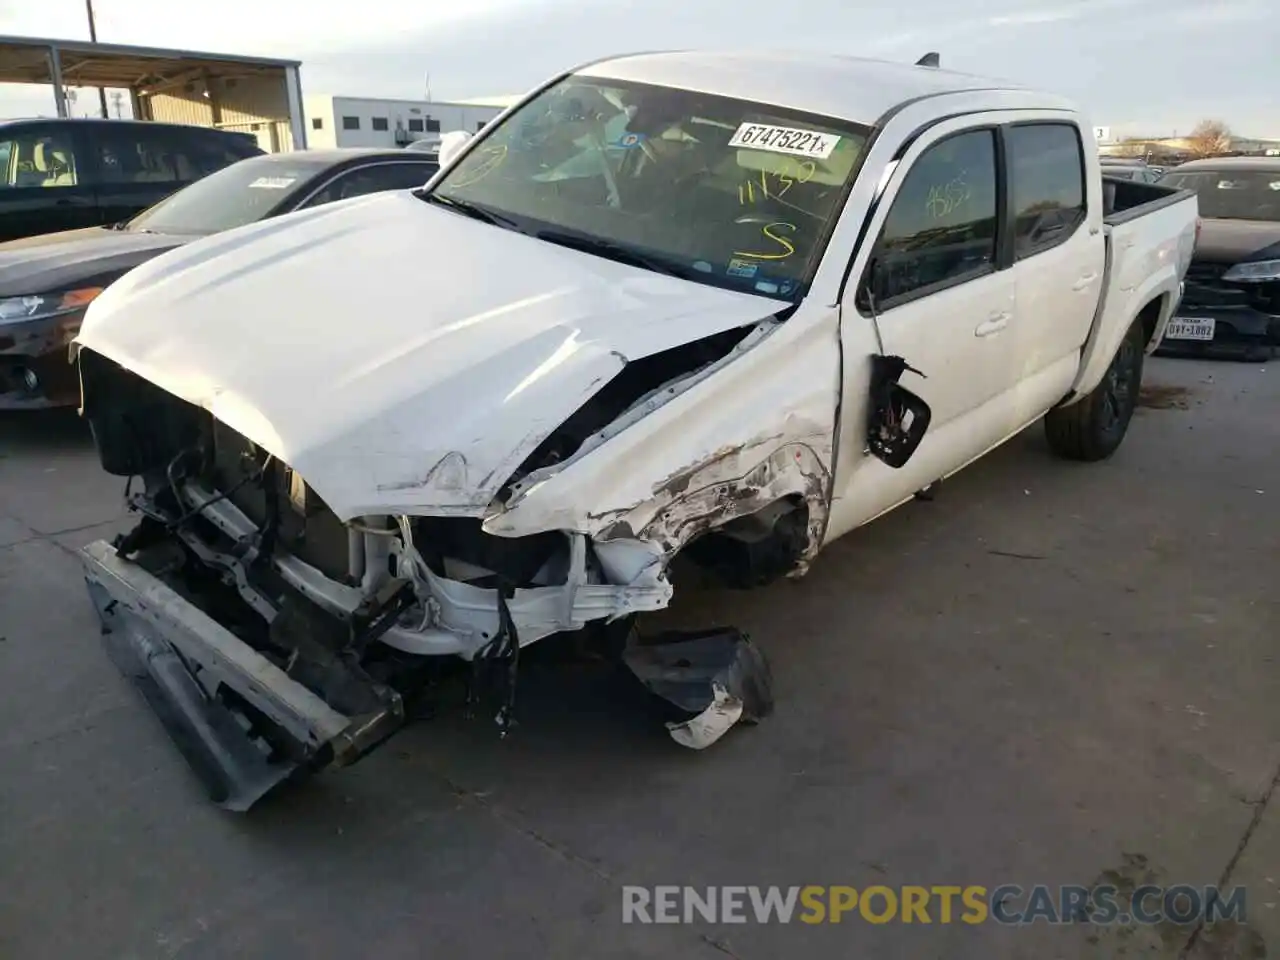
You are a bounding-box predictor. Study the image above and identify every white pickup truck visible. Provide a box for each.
[73,51,1197,810]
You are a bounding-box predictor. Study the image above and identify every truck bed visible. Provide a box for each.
[1067,178,1198,401]
[1102,176,1192,224]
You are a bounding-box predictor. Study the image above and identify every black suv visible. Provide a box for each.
[0,117,263,242]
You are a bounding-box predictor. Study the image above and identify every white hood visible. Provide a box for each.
[77,191,783,520]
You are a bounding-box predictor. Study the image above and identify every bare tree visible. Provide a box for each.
[1187,119,1232,158]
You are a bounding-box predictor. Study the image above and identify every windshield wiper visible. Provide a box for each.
[534,230,687,279]
[426,193,519,229]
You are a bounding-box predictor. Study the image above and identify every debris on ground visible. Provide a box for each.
[621,627,774,749]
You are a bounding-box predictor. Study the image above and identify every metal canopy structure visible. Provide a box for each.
[0,34,306,150]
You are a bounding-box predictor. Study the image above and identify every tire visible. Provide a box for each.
[1044,320,1145,462]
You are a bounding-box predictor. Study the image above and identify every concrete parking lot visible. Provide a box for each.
[1,356,1276,960]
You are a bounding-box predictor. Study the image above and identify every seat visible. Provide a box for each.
[35,142,76,186]
[172,152,199,181]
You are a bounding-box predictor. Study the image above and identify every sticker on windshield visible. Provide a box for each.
[248,176,297,189]
[610,132,647,150]
[728,123,840,159]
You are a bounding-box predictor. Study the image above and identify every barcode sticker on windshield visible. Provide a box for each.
[248,176,296,189]
[728,123,840,159]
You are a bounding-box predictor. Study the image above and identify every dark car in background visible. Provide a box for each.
[1101,159,1163,183]
[0,148,439,408]
[0,117,264,243]
[1157,157,1280,360]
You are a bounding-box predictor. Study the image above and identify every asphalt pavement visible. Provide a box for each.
[1,356,1276,960]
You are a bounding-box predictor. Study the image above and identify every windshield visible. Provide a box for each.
[428,75,872,300]
[1159,170,1280,221]
[126,155,330,234]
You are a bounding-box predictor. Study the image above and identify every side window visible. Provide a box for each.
[298,162,436,209]
[867,128,998,307]
[1005,123,1086,260]
[96,126,203,184]
[182,133,258,178]
[0,128,83,188]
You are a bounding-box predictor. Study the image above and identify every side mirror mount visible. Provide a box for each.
[866,354,931,469]
[437,130,474,168]
[859,255,889,312]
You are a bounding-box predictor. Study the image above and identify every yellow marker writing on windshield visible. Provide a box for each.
[737,158,818,206]
[734,222,797,260]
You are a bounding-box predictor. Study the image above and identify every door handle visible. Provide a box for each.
[1072,273,1099,291]
[974,311,1010,337]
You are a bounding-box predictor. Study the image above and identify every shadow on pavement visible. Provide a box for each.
[0,408,92,457]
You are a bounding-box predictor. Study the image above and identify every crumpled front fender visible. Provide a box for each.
[482,309,841,565]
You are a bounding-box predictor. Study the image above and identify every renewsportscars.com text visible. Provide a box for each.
[621,884,1248,926]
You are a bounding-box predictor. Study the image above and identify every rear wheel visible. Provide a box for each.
[1045,320,1145,462]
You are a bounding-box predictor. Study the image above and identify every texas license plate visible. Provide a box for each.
[1166,317,1216,341]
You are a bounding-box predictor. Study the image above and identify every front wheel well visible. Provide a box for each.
[679,495,810,589]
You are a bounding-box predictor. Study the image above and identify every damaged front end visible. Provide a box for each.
[75,318,800,809]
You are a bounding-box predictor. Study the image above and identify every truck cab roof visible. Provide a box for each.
[579,50,1070,126]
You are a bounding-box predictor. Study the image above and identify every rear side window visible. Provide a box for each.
[1006,123,1086,259]
[869,128,999,307]
[95,126,195,184]
[177,130,261,177]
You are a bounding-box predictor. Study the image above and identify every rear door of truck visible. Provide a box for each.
[1003,119,1105,392]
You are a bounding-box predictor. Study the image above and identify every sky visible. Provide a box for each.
[0,0,1274,137]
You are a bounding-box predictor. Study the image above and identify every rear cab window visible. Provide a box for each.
[1005,123,1087,259]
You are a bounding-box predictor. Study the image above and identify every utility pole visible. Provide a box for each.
[85,0,110,119]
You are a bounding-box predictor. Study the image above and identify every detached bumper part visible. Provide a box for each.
[82,540,403,811]
[622,627,774,750]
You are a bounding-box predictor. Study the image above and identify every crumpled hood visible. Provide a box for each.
[1193,218,1280,265]
[0,227,187,297]
[77,191,784,520]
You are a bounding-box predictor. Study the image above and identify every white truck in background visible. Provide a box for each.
[72,50,1197,810]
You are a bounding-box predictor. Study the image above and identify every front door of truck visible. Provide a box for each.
[828,119,1020,539]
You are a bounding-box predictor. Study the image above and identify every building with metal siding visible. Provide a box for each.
[147,75,298,152]
[0,35,306,152]
[303,95,513,149]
